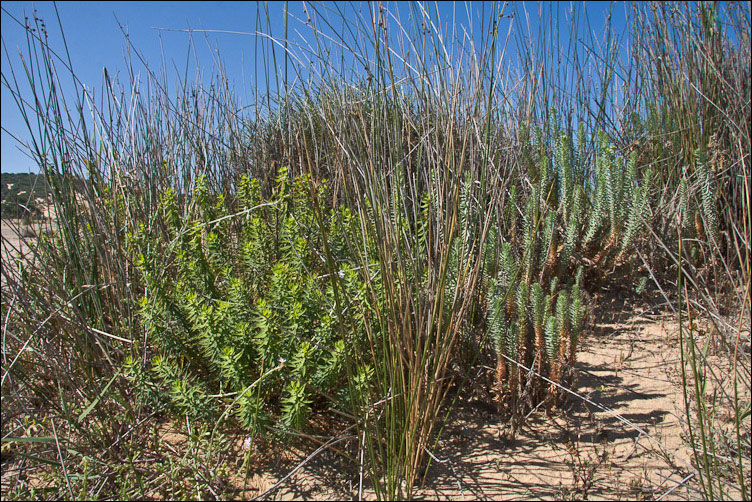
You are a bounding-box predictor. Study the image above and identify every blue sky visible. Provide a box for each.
[0,1,633,174]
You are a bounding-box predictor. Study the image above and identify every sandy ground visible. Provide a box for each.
[1,218,56,292]
[1,199,58,290]
[1,219,33,261]
[211,293,748,501]
[417,299,695,501]
[2,219,36,290]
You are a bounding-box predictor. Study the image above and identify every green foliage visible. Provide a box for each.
[696,147,719,243]
[128,170,368,438]
[619,168,652,256]
[544,309,559,361]
[281,380,312,431]
[488,277,508,357]
[485,128,651,414]
[635,276,648,295]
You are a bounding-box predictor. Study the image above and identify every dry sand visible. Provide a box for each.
[1,218,55,292]
[1,200,57,290]
[215,293,748,500]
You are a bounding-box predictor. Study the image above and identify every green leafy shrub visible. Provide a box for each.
[485,126,652,415]
[126,170,368,439]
